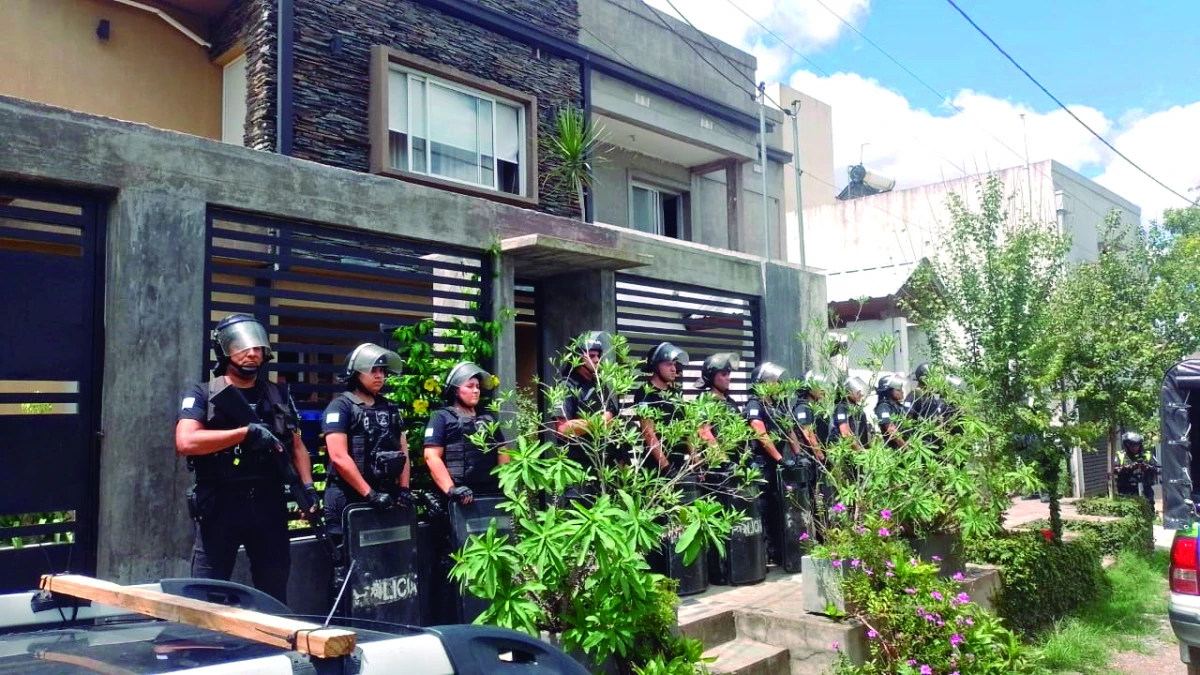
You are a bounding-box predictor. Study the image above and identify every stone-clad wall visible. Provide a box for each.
[290,0,583,218]
[211,0,277,151]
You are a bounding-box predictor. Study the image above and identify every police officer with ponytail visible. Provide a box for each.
[321,344,411,530]
[175,314,313,603]
[635,342,691,473]
[423,362,508,504]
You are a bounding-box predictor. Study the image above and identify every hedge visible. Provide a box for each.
[966,532,1110,635]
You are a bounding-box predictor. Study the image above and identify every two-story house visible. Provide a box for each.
[0,0,822,605]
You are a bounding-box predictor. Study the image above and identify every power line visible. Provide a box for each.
[943,0,1198,208]
[719,0,831,77]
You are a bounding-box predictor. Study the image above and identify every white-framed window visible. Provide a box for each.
[386,68,526,197]
[631,182,685,239]
[221,54,247,146]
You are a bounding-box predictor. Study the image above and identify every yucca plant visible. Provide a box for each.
[543,107,606,219]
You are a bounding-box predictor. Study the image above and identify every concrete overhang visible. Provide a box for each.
[500,234,653,279]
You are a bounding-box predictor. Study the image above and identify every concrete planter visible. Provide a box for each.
[801,555,859,616]
[906,531,965,577]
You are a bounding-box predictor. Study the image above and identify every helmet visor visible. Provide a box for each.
[217,320,271,357]
[843,376,869,398]
[447,363,495,390]
[349,344,403,376]
[754,362,786,384]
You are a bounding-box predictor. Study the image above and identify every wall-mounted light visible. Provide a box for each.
[96,18,111,41]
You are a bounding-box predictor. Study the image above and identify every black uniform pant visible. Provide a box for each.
[190,482,291,605]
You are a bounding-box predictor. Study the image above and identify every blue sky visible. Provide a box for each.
[646,0,1200,221]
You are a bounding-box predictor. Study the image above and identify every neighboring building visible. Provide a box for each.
[804,160,1142,273]
[0,0,821,604]
[766,83,836,266]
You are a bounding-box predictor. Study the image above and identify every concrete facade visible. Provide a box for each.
[767,83,836,267]
[0,97,824,596]
[803,160,1142,274]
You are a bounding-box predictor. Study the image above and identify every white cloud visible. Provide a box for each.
[642,0,870,80]
[786,69,1200,222]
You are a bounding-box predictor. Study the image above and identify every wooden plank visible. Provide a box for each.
[40,575,356,658]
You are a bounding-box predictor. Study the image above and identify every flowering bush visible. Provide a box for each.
[817,508,1038,674]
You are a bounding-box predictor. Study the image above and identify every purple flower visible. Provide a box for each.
[832,503,846,513]
[878,528,891,537]
[868,629,878,639]
[885,560,895,569]
[957,592,971,604]
[799,532,809,541]
[886,571,895,577]
[905,588,917,595]
[931,591,944,601]
[831,642,839,650]
[920,665,932,675]
[856,526,867,535]
[953,572,965,582]
[937,620,945,626]
[850,559,860,568]
[963,617,975,626]
[881,509,892,520]
[910,558,920,567]
[865,569,875,576]
[831,560,842,568]
[932,555,943,562]
[951,633,964,647]
[907,660,916,666]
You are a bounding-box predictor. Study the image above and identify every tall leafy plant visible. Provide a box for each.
[449,333,757,673]
[543,107,606,219]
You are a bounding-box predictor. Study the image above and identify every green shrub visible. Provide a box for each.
[966,532,1109,634]
[1075,496,1155,555]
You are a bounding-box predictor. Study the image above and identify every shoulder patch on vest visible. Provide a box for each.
[424,427,434,438]
[181,397,196,410]
[326,412,340,424]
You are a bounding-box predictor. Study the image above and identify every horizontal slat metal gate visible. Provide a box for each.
[615,275,761,401]
[0,183,104,592]
[206,210,487,526]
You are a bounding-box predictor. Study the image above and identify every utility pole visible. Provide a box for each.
[790,99,809,369]
[758,82,770,263]
[1021,113,1034,219]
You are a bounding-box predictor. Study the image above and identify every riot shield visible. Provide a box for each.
[449,495,513,624]
[649,478,709,596]
[706,472,766,586]
[777,462,814,574]
[341,504,421,626]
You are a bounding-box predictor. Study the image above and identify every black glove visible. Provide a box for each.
[244,423,282,453]
[780,457,798,469]
[448,485,474,504]
[366,489,394,510]
[394,488,415,507]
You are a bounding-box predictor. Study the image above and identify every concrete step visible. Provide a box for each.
[704,638,789,675]
[734,609,866,675]
[677,606,737,647]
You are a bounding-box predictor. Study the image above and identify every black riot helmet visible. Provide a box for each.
[876,373,908,398]
[694,352,740,391]
[913,362,933,386]
[561,331,614,377]
[750,362,787,385]
[1121,431,1145,454]
[798,370,830,398]
[211,314,272,377]
[842,376,869,401]
[339,343,403,389]
[443,361,496,403]
[643,342,689,374]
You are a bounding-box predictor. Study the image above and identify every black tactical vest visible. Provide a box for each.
[193,379,296,485]
[440,407,498,490]
[329,392,405,492]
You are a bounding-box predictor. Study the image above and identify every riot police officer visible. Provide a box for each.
[830,376,870,450]
[553,332,619,468]
[175,314,314,603]
[745,362,799,565]
[424,361,508,504]
[322,344,411,529]
[874,374,908,448]
[791,371,830,464]
[635,342,691,473]
[1115,431,1157,510]
[695,352,744,436]
[906,362,941,422]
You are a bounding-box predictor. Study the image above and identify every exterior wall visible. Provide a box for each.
[803,161,1142,274]
[593,144,693,231]
[287,0,582,217]
[768,83,835,265]
[1,97,830,585]
[579,0,758,116]
[211,0,276,151]
[0,0,222,139]
[738,159,786,261]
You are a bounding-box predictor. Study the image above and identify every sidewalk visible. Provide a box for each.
[1003,494,1174,552]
